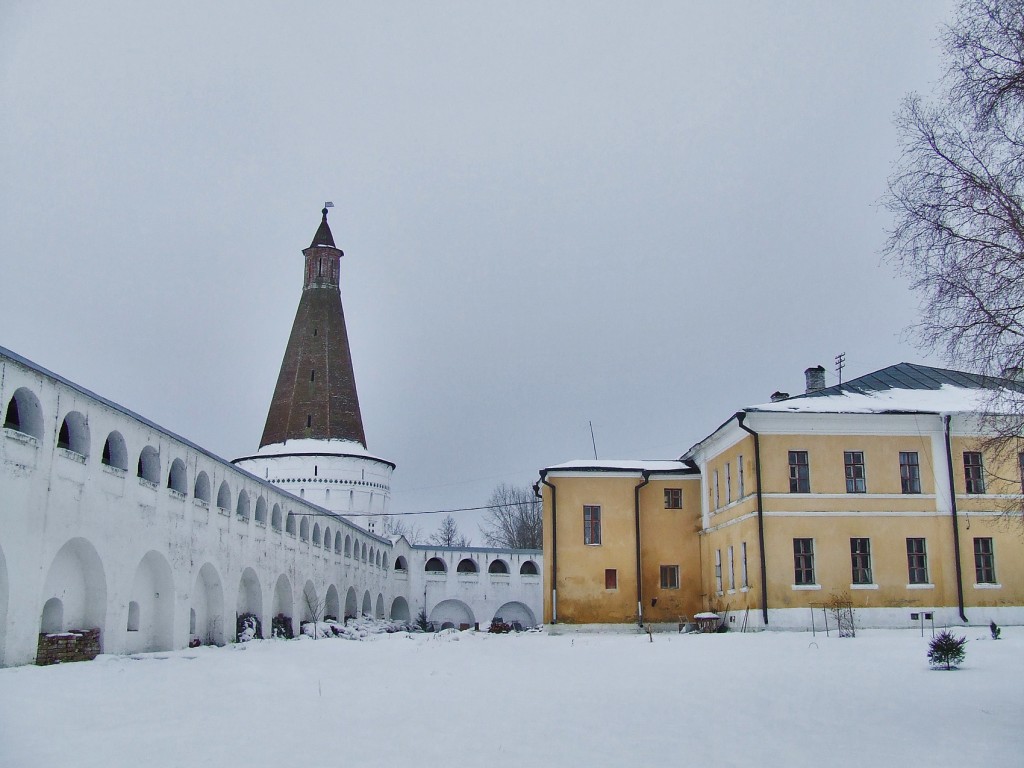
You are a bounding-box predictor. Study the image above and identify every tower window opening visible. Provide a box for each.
[313,328,318,337]
[310,369,315,382]
[306,415,312,427]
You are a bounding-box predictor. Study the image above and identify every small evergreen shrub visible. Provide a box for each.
[415,608,431,633]
[928,630,967,670]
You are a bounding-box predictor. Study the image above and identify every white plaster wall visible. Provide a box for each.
[407,546,543,629]
[0,351,399,666]
[0,348,544,666]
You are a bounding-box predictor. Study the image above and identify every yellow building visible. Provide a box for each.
[539,363,1024,629]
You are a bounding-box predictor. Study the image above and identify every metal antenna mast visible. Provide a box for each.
[835,353,846,386]
[589,420,599,460]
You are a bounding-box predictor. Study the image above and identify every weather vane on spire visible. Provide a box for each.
[322,201,334,217]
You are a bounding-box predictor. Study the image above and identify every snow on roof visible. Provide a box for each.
[748,383,1008,415]
[543,459,693,473]
[247,438,395,467]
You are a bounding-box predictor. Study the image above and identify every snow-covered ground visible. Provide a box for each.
[1,626,1019,767]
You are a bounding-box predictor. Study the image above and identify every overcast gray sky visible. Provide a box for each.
[1,1,955,541]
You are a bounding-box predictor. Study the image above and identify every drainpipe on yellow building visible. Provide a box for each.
[634,470,650,626]
[539,473,558,623]
[942,414,969,623]
[736,412,769,626]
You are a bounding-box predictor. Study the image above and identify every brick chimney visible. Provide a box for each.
[804,365,826,393]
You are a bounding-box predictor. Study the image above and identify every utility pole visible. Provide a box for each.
[835,353,846,386]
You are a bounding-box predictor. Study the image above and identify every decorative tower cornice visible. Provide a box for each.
[258,207,367,448]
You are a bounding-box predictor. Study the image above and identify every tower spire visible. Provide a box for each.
[258,206,366,448]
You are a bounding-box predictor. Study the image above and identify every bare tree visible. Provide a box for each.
[884,0,1024,501]
[380,515,424,544]
[886,1,1024,389]
[303,585,326,639]
[479,483,542,549]
[429,514,470,547]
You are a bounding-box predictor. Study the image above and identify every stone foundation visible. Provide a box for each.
[36,629,101,665]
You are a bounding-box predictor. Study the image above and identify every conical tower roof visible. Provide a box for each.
[259,208,367,448]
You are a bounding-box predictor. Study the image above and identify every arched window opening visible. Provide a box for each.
[334,531,342,554]
[395,556,408,572]
[127,601,140,631]
[344,535,352,557]
[41,598,63,634]
[520,560,539,575]
[194,471,211,502]
[488,559,509,574]
[236,490,250,521]
[168,458,187,494]
[286,514,297,535]
[217,481,231,511]
[323,526,331,550]
[361,543,367,562]
[369,547,376,567]
[4,388,43,439]
[425,557,447,574]
[457,558,478,574]
[313,523,322,547]
[255,497,268,525]
[271,504,282,531]
[300,517,310,542]
[137,445,160,483]
[57,411,90,457]
[382,552,390,570]
[376,551,382,568]
[102,431,128,470]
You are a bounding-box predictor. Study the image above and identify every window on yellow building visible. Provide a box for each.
[741,542,749,588]
[789,451,810,493]
[844,451,866,493]
[1019,452,1024,494]
[728,545,735,590]
[714,549,723,593]
[900,452,921,494]
[907,538,929,584]
[974,537,996,584]
[583,505,601,545]
[713,470,720,508]
[850,538,872,584]
[660,565,679,589]
[726,463,732,504]
[964,452,986,493]
[738,455,745,498]
[793,538,815,585]
[605,568,617,590]
[664,488,682,509]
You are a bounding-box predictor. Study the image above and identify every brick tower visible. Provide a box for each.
[259,206,366,448]
[234,207,394,532]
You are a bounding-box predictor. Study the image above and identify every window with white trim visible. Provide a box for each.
[850,538,872,584]
[583,505,601,545]
[900,451,921,494]
[974,537,996,583]
[907,538,928,584]
[793,538,815,585]
[964,452,986,494]
[844,451,866,493]
[789,451,810,493]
